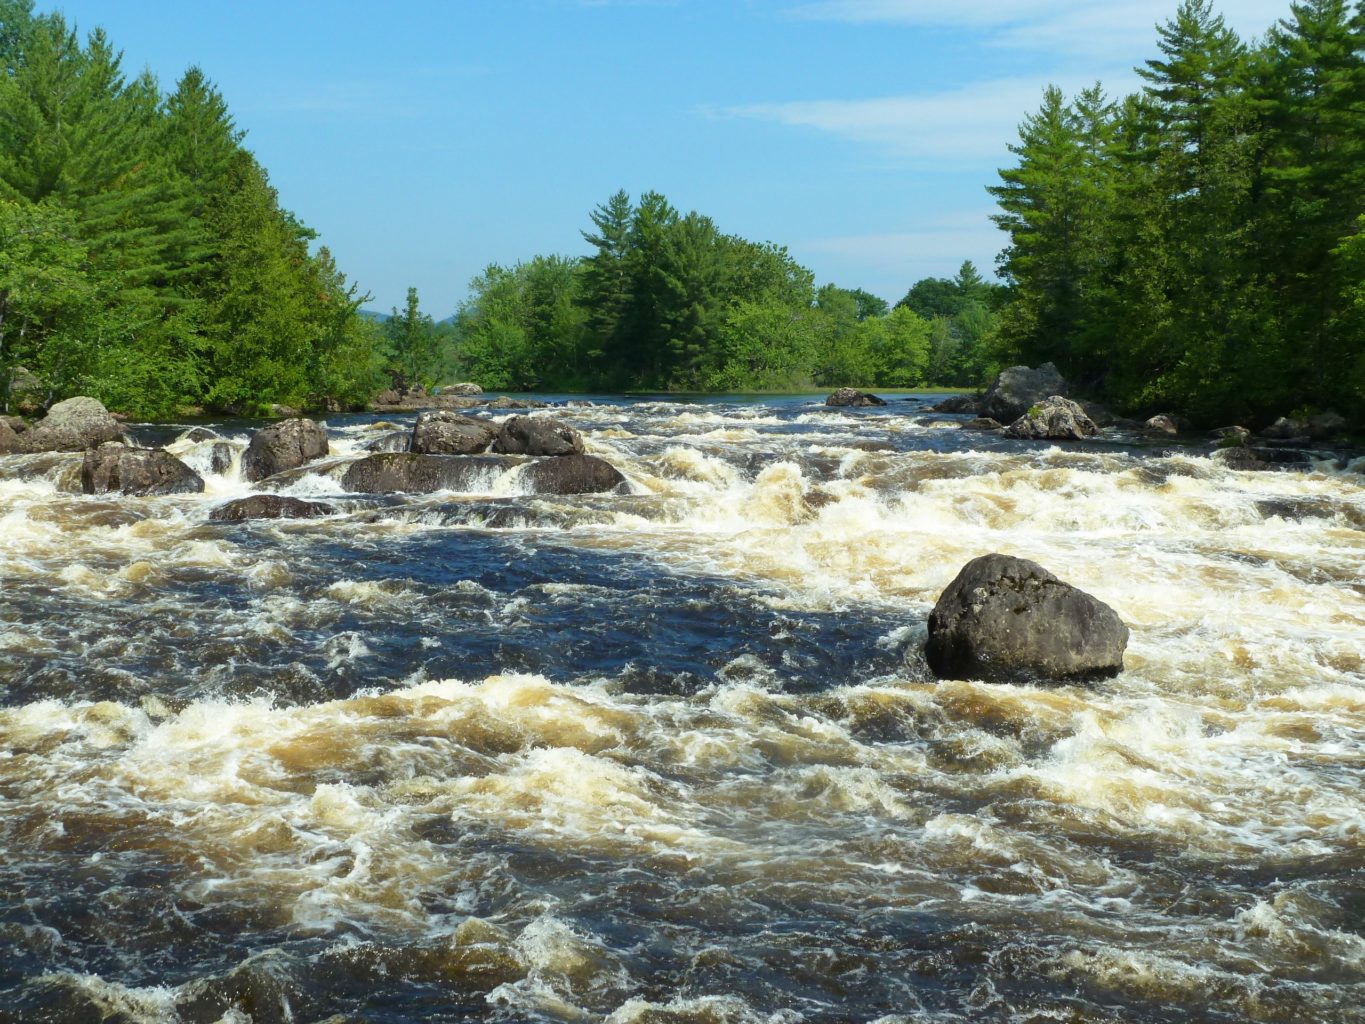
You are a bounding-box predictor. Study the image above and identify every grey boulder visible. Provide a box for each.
[341,453,518,494]
[826,388,887,408]
[210,495,336,522]
[81,443,205,496]
[1005,396,1099,441]
[519,454,625,495]
[242,418,329,483]
[981,363,1068,423]
[412,411,496,454]
[22,397,124,452]
[926,553,1128,685]
[492,415,585,456]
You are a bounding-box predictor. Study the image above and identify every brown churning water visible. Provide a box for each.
[1,395,1363,1023]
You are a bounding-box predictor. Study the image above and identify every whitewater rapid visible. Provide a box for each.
[1,395,1362,1023]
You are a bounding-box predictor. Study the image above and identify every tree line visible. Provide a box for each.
[0,1,390,418]
[451,190,1002,392]
[989,0,1365,426]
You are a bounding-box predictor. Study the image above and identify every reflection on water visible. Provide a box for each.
[1,395,1363,1022]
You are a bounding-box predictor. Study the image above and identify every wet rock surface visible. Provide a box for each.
[519,454,626,494]
[925,553,1129,684]
[411,411,496,455]
[492,415,585,456]
[209,495,337,522]
[242,418,329,482]
[826,388,887,407]
[341,453,520,494]
[81,442,205,496]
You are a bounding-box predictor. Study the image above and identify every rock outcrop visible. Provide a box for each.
[81,443,205,496]
[21,397,124,452]
[242,418,329,483]
[341,453,516,494]
[411,411,496,455]
[1143,414,1181,436]
[925,553,1128,684]
[1004,396,1099,441]
[0,417,24,454]
[825,388,887,408]
[519,454,625,494]
[981,363,1068,423]
[492,415,584,456]
[209,495,336,522]
[444,382,483,396]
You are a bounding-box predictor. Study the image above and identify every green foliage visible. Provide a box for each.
[988,0,1365,426]
[0,7,384,417]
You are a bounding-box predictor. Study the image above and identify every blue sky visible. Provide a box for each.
[53,0,1288,316]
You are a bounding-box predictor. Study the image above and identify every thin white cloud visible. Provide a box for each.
[798,211,1009,291]
[722,74,1134,163]
[788,0,1287,52]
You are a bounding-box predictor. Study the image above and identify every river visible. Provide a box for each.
[1,394,1363,1023]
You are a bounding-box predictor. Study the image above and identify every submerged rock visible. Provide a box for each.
[483,395,548,410]
[519,454,626,494]
[177,427,221,444]
[242,418,329,483]
[81,442,205,496]
[359,429,413,453]
[925,553,1128,685]
[412,410,496,455]
[22,397,124,452]
[981,363,1068,423]
[826,388,887,408]
[929,394,981,414]
[492,415,584,456]
[209,443,234,475]
[1211,446,1270,471]
[1004,396,1099,441]
[342,453,518,494]
[961,417,1004,432]
[209,494,335,522]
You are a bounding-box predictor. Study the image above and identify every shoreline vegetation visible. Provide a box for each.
[0,0,1361,433]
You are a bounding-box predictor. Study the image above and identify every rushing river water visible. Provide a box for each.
[1,394,1363,1024]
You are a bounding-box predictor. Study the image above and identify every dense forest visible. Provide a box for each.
[990,0,1365,425]
[449,190,999,393]
[0,0,388,418]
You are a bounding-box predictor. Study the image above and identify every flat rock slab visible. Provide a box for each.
[210,495,336,522]
[341,453,521,494]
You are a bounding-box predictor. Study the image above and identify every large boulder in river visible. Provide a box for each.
[412,410,495,455]
[445,382,483,396]
[242,418,328,483]
[492,415,585,456]
[81,442,205,496]
[22,397,124,452]
[1004,396,1099,441]
[520,454,625,495]
[342,453,517,494]
[981,363,1068,423]
[926,554,1128,685]
[826,388,887,408]
[210,495,335,522]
